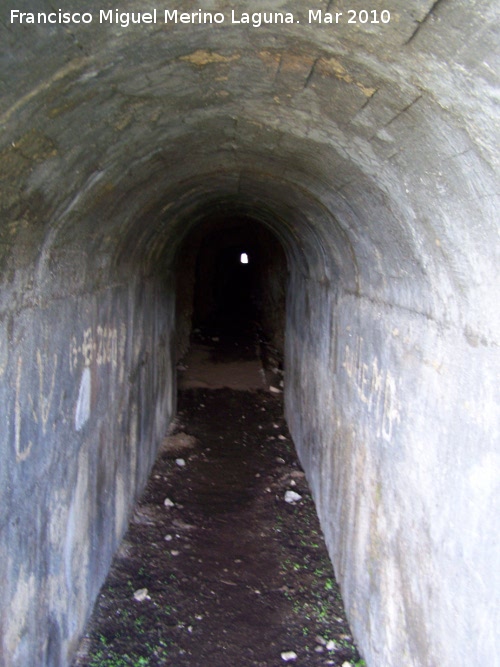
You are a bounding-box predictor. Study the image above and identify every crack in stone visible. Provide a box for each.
[404,0,448,45]
[303,57,319,90]
[369,94,423,140]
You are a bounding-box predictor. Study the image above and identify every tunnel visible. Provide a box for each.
[0,2,499,666]
[178,214,287,348]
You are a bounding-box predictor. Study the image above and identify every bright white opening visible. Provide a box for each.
[240,252,249,264]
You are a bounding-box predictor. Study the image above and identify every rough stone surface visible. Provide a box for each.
[0,1,499,666]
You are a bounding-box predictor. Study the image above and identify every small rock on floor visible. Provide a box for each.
[284,490,302,504]
[281,650,298,661]
[133,588,149,602]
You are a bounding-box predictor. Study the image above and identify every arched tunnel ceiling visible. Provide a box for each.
[0,0,498,336]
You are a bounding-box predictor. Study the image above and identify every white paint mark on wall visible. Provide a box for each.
[0,332,7,378]
[35,350,57,435]
[15,350,58,462]
[15,356,33,462]
[75,367,91,431]
[70,325,121,373]
[343,335,400,442]
[118,323,127,386]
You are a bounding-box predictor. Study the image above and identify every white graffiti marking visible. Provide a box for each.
[70,325,120,372]
[37,350,57,434]
[15,356,33,462]
[16,350,58,462]
[343,335,400,442]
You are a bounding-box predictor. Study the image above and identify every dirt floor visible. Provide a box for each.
[72,331,364,667]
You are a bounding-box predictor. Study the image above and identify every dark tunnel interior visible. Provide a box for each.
[177,217,288,360]
[204,243,255,329]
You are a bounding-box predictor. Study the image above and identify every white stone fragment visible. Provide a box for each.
[133,588,149,601]
[326,640,337,650]
[270,386,282,393]
[164,498,175,507]
[75,367,91,431]
[281,651,298,662]
[164,534,173,541]
[285,491,302,504]
[284,490,302,504]
[176,458,186,467]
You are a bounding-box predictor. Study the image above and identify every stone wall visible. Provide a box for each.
[1,272,175,664]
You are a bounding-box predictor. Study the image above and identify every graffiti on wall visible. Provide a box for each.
[69,324,123,372]
[15,351,57,462]
[343,334,400,442]
[13,323,127,461]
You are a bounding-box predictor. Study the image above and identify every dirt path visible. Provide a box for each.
[72,336,364,667]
